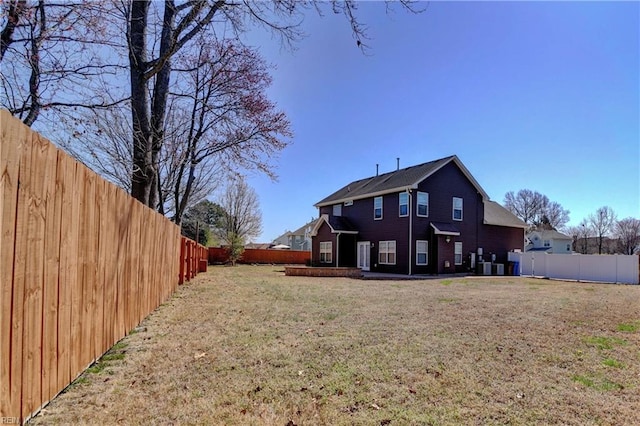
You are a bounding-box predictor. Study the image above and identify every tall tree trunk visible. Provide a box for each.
[148,0,176,209]
[129,0,153,205]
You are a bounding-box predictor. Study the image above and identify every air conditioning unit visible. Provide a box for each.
[477,262,491,276]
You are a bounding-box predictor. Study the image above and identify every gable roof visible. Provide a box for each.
[483,201,528,229]
[527,229,572,240]
[310,214,359,236]
[314,155,489,207]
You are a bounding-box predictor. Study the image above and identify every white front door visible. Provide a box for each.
[357,241,370,271]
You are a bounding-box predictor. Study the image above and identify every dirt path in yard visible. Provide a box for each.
[29,266,640,425]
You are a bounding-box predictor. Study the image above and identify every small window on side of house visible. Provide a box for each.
[319,241,332,263]
[399,192,408,217]
[417,191,429,217]
[333,204,342,216]
[374,196,383,220]
[416,240,428,265]
[454,242,463,265]
[453,197,463,221]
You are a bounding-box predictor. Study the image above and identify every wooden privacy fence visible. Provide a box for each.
[179,237,208,284]
[0,111,206,423]
[208,247,311,265]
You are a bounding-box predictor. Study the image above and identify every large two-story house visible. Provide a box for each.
[310,155,527,275]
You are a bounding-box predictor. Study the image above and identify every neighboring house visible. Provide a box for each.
[525,229,573,253]
[310,155,527,275]
[273,219,316,251]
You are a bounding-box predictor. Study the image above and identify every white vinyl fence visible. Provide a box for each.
[508,252,639,284]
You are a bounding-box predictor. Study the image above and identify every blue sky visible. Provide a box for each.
[240,1,639,242]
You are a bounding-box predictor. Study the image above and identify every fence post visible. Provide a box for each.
[179,237,185,285]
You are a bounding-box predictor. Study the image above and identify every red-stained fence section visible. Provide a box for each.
[209,247,310,265]
[179,237,209,284]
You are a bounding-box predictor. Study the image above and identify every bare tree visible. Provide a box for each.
[566,222,591,254]
[542,200,570,230]
[504,189,570,230]
[166,36,291,224]
[615,217,640,255]
[123,0,423,208]
[504,189,548,227]
[0,0,123,127]
[588,206,617,255]
[215,176,262,265]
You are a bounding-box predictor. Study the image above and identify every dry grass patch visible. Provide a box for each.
[30,266,640,425]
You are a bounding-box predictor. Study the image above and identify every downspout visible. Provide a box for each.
[407,189,413,276]
[336,232,341,268]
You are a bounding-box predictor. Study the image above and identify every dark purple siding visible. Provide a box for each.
[311,221,336,267]
[314,162,525,274]
[479,225,525,264]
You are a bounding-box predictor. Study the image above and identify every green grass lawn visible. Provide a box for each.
[31,265,640,425]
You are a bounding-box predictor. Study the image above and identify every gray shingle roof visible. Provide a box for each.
[483,201,528,228]
[315,155,488,207]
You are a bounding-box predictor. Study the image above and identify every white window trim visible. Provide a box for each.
[453,197,463,221]
[416,240,428,265]
[399,192,408,217]
[378,240,396,265]
[319,241,332,263]
[374,196,383,220]
[454,241,463,265]
[417,191,429,217]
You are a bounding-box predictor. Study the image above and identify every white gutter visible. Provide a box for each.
[408,189,413,276]
[336,232,341,268]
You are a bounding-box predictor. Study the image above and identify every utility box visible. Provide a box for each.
[477,262,492,276]
[492,263,504,276]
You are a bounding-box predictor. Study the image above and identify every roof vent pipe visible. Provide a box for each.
[397,157,400,170]
[376,164,379,176]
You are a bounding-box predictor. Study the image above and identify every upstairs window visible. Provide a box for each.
[374,196,383,220]
[453,197,463,221]
[379,240,396,264]
[416,240,428,265]
[399,192,408,217]
[417,192,429,217]
[333,204,342,216]
[319,242,332,263]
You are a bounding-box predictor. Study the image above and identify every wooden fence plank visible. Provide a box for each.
[41,142,61,404]
[21,131,49,418]
[56,153,76,392]
[69,165,85,382]
[95,178,108,358]
[101,183,117,354]
[0,111,26,418]
[115,188,128,339]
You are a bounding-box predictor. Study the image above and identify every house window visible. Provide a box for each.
[566,244,571,252]
[453,197,463,221]
[454,242,463,265]
[399,192,408,217]
[333,204,342,216]
[319,242,332,263]
[374,196,383,220]
[416,240,428,265]
[379,240,396,264]
[417,191,429,217]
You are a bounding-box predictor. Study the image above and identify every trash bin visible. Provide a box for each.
[514,261,520,276]
[507,262,514,276]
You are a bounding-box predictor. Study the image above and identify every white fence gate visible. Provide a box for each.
[507,252,639,284]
